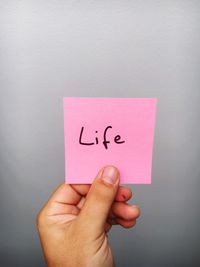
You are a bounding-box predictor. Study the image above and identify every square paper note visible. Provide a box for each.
[63,97,157,184]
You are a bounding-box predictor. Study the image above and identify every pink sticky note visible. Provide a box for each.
[63,97,157,184]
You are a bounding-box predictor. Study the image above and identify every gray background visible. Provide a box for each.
[0,1,200,266]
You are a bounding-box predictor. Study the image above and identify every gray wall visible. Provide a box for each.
[0,1,200,266]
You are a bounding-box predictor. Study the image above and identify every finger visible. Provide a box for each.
[77,196,86,209]
[71,184,91,196]
[77,165,120,236]
[106,217,137,229]
[76,187,132,211]
[111,203,140,220]
[107,216,137,228]
[43,184,79,217]
[115,218,137,228]
[115,186,132,202]
[48,184,90,205]
[44,184,90,216]
[48,184,79,205]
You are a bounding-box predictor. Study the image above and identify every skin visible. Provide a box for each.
[36,165,141,267]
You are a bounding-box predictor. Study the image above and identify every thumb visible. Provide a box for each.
[77,165,120,236]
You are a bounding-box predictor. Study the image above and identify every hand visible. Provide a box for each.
[36,165,140,267]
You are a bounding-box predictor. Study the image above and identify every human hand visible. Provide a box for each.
[37,165,140,267]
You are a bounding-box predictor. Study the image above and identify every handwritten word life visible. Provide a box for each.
[79,125,125,150]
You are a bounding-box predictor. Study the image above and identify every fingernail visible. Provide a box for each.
[101,166,119,185]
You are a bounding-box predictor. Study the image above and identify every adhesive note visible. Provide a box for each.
[63,97,157,184]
